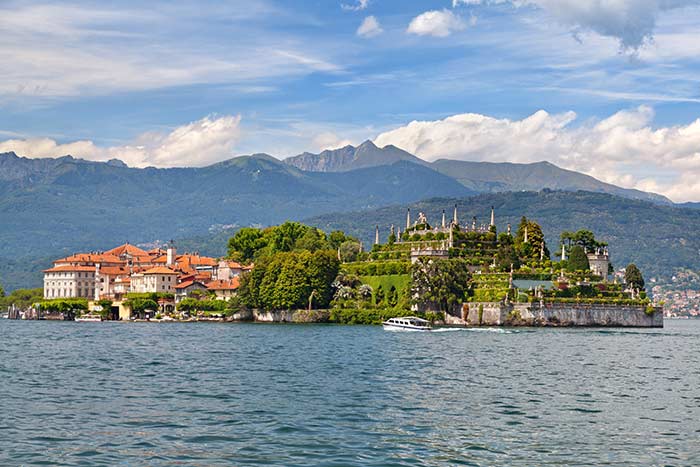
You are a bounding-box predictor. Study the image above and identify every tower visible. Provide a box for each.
[167,240,176,267]
[524,226,529,243]
[375,225,380,245]
[490,206,495,227]
[561,243,567,261]
[472,216,477,231]
[442,209,446,228]
[453,204,458,225]
[406,208,411,230]
[507,223,512,235]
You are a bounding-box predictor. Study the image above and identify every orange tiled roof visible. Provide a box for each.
[143,266,178,275]
[44,265,96,273]
[104,243,149,258]
[55,253,124,264]
[99,266,130,276]
[206,277,240,291]
[175,280,208,290]
[153,253,217,267]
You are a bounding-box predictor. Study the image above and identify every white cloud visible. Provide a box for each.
[0,3,342,101]
[357,16,383,38]
[454,0,700,49]
[342,0,370,11]
[312,132,354,151]
[407,10,467,37]
[374,106,700,202]
[0,115,242,168]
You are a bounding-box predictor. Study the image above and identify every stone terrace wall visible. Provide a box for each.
[525,302,663,327]
[459,301,662,327]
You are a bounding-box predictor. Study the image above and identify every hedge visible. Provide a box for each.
[343,261,410,276]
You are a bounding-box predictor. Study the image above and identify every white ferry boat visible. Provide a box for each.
[382,316,432,332]
[75,314,102,322]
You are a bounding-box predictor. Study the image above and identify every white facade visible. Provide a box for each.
[587,252,610,279]
[43,268,96,299]
[216,260,245,280]
[130,268,178,293]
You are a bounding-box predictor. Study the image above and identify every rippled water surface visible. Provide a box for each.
[1,320,699,466]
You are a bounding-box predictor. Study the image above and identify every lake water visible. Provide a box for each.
[1,319,699,466]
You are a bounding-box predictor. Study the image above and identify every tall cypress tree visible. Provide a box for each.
[567,245,590,272]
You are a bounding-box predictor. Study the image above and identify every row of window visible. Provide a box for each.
[47,272,94,278]
[46,288,94,298]
[47,281,92,288]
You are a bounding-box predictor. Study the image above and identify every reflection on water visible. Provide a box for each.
[1,320,698,466]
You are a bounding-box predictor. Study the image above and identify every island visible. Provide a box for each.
[8,205,661,327]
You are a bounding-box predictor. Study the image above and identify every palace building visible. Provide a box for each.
[42,242,244,301]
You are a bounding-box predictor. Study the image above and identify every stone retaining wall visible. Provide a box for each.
[460,301,662,327]
[229,309,331,323]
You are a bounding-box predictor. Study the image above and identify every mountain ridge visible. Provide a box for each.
[282,144,669,204]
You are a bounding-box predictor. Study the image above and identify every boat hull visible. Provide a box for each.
[382,323,431,332]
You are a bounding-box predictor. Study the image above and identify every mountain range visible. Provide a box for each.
[284,140,669,203]
[0,142,679,290]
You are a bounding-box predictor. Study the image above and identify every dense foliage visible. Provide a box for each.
[0,288,43,310]
[227,221,357,263]
[411,258,472,313]
[238,250,340,310]
[38,298,88,315]
[567,245,590,272]
[514,217,549,261]
[625,264,645,290]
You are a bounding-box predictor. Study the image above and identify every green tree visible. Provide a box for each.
[329,230,351,250]
[269,221,309,253]
[495,244,520,271]
[0,288,43,310]
[273,254,310,309]
[238,256,270,308]
[515,217,549,261]
[339,241,361,262]
[374,285,385,306]
[567,245,590,272]
[97,299,113,319]
[227,227,266,262]
[308,250,341,307]
[0,283,4,298]
[387,285,398,307]
[124,298,158,314]
[294,228,329,252]
[238,248,339,311]
[625,264,645,290]
[572,230,597,250]
[411,258,471,314]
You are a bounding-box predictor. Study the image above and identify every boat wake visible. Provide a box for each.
[432,327,514,334]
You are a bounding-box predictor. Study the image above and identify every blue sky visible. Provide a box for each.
[2,0,700,200]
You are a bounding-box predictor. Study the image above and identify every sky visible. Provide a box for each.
[1,0,700,201]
